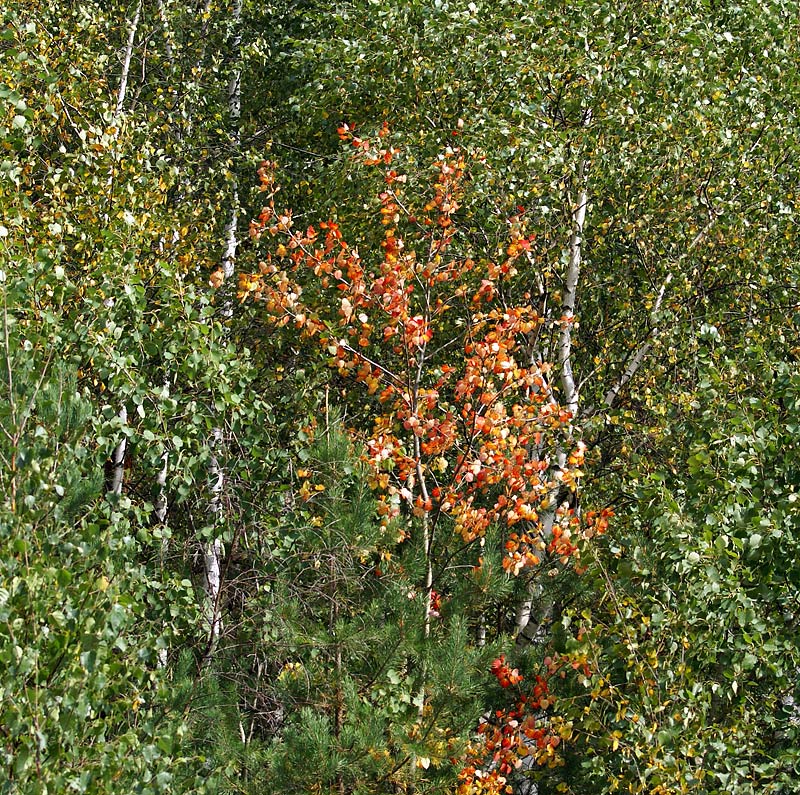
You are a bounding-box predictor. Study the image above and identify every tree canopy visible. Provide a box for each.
[1,0,798,793]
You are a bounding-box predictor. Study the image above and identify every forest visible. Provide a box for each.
[1,0,799,792]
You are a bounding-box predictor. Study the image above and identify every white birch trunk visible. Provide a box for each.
[104,6,141,497]
[514,584,533,640]
[515,579,554,647]
[558,159,589,418]
[221,0,242,285]
[477,616,486,647]
[516,134,591,646]
[104,1,141,205]
[115,0,143,117]
[154,448,169,523]
[202,0,243,656]
[154,446,170,666]
[203,538,223,639]
[203,427,226,652]
[109,407,128,497]
[155,0,175,65]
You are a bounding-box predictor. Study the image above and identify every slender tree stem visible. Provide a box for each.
[115,0,143,117]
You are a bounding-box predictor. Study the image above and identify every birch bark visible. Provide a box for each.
[221,0,242,284]
[115,0,142,117]
[109,406,128,496]
[105,3,142,500]
[558,158,589,419]
[603,273,672,409]
[202,0,243,656]
[516,125,591,647]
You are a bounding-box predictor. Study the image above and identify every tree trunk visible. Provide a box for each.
[203,0,243,659]
[104,4,141,502]
[517,135,590,646]
[115,0,142,117]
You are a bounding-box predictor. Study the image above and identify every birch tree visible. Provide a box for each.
[239,0,800,790]
[1,2,280,788]
[3,0,799,791]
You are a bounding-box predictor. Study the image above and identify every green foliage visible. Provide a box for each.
[548,342,800,794]
[2,0,800,792]
[164,651,272,795]
[0,314,184,793]
[0,4,286,789]
[247,426,497,793]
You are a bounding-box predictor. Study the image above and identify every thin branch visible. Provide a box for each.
[603,273,672,408]
[339,341,404,388]
[156,0,175,66]
[2,282,15,429]
[598,197,720,410]
[115,0,143,117]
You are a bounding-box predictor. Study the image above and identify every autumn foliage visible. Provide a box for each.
[243,126,596,553]
[239,125,606,786]
[458,656,554,795]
